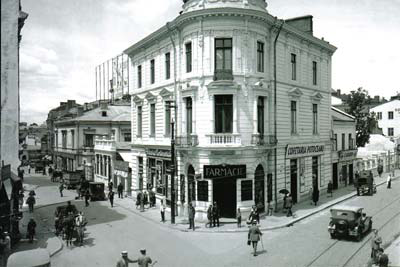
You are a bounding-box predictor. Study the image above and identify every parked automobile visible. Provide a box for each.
[88,182,105,201]
[52,169,63,182]
[328,205,372,241]
[355,170,376,196]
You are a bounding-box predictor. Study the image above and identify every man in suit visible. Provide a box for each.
[116,251,136,267]
[212,202,220,227]
[248,220,263,256]
[188,202,196,230]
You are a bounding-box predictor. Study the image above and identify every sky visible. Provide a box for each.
[20,0,400,124]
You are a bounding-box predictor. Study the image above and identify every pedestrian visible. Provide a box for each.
[312,185,319,206]
[236,208,242,228]
[387,174,392,189]
[206,204,213,228]
[286,193,293,217]
[116,251,136,267]
[59,182,64,197]
[0,231,11,266]
[26,195,36,213]
[254,206,260,224]
[355,171,360,196]
[188,202,196,231]
[283,193,287,211]
[150,190,156,208]
[143,191,149,208]
[377,248,389,267]
[327,180,333,197]
[140,191,145,212]
[160,199,166,223]
[308,187,313,204]
[136,191,142,209]
[109,190,115,207]
[18,190,24,209]
[117,182,124,199]
[212,202,220,227]
[371,229,382,262]
[27,218,37,243]
[247,220,263,256]
[84,190,90,207]
[108,181,114,192]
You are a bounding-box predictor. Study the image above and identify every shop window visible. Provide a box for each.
[312,156,319,188]
[138,157,143,190]
[186,42,192,73]
[215,95,233,133]
[197,180,208,201]
[241,180,253,201]
[165,52,170,80]
[214,38,233,80]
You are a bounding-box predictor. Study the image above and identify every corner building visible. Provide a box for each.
[125,0,336,219]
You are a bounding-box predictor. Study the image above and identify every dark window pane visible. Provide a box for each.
[241,180,253,201]
[197,181,208,201]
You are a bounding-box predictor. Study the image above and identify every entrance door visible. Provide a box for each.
[254,165,265,213]
[332,163,338,190]
[290,159,298,204]
[342,165,348,186]
[349,164,354,184]
[213,178,236,218]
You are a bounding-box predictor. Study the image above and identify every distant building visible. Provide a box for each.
[332,89,387,113]
[331,107,357,190]
[370,100,400,140]
[54,102,131,180]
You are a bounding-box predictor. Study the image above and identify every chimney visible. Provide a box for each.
[337,89,341,96]
[67,100,76,109]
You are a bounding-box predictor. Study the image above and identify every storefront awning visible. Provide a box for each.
[117,151,132,163]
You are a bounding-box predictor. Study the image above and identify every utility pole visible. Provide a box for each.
[170,118,176,224]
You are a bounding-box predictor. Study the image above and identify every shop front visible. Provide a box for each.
[203,164,246,218]
[338,150,357,186]
[113,160,132,196]
[285,143,325,203]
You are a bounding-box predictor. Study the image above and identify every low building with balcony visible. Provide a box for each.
[125,0,336,219]
[331,107,357,189]
[54,102,131,180]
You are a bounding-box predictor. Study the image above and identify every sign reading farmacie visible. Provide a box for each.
[286,143,325,159]
[203,165,246,179]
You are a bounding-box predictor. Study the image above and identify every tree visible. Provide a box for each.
[345,87,377,147]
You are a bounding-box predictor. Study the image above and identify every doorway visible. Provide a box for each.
[332,163,338,190]
[349,164,354,185]
[213,178,236,218]
[254,165,265,213]
[187,165,195,203]
[290,159,298,204]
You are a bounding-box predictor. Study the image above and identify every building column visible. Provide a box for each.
[233,94,238,134]
[253,96,258,134]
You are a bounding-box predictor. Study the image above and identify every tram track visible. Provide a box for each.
[304,195,400,267]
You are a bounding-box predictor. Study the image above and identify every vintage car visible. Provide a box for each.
[63,170,83,189]
[355,170,377,196]
[328,205,372,241]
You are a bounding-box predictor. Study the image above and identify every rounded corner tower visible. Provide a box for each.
[181,0,268,14]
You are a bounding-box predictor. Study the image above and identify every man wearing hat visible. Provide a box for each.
[116,251,135,267]
[247,220,263,256]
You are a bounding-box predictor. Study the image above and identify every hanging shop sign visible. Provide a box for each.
[145,148,171,158]
[203,165,246,179]
[114,160,129,172]
[286,143,325,159]
[338,150,358,161]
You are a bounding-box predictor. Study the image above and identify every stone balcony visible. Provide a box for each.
[251,134,277,146]
[205,133,241,147]
[175,135,199,148]
[94,136,116,152]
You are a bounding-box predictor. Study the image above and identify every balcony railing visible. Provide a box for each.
[175,135,198,148]
[81,146,94,154]
[251,134,277,146]
[206,133,241,146]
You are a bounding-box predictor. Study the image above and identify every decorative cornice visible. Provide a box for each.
[132,95,143,105]
[311,91,323,102]
[159,88,174,100]
[145,92,157,102]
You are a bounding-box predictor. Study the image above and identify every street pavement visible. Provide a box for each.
[3,169,400,267]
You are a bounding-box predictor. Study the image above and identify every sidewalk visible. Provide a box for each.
[4,172,76,262]
[112,169,399,233]
[385,235,400,267]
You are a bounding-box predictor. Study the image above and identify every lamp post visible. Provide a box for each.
[168,102,177,224]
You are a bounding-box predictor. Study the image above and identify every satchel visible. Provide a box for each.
[247,240,251,246]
